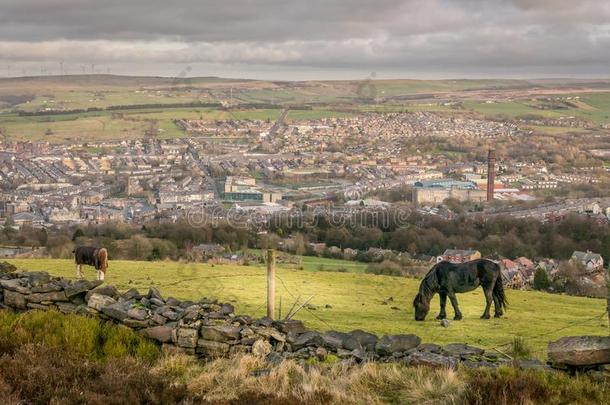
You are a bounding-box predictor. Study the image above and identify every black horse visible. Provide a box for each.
[413,259,507,321]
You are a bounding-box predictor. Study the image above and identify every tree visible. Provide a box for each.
[125,235,153,260]
[72,228,85,241]
[533,268,551,291]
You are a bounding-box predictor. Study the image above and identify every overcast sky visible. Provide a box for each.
[1,0,609,80]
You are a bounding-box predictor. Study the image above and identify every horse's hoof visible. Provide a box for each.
[436,314,446,320]
[494,313,502,318]
[453,315,462,321]
[480,314,490,319]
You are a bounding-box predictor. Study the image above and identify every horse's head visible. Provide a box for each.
[413,293,430,321]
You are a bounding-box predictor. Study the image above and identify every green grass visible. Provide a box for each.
[7,258,608,357]
[0,309,159,362]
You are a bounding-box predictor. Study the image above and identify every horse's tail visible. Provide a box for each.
[493,273,508,311]
[98,248,108,272]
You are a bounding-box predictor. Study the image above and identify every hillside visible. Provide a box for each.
[7,258,607,356]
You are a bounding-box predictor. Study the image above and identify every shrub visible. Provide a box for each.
[365,260,404,276]
[464,366,610,405]
[0,310,159,362]
[0,345,183,404]
[533,268,551,291]
[509,337,533,360]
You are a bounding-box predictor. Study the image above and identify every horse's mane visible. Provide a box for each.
[418,264,439,298]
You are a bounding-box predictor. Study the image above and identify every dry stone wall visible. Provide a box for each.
[1,270,607,372]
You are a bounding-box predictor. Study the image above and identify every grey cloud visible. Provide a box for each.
[0,0,609,78]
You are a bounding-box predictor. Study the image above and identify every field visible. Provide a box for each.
[7,258,608,357]
[2,75,610,142]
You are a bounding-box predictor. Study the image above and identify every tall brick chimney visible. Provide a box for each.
[487,148,496,201]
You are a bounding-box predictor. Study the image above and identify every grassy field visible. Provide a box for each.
[6,258,608,357]
[3,75,610,142]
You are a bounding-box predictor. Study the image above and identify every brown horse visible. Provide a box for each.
[74,246,108,281]
[413,259,507,321]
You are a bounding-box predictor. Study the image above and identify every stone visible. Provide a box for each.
[22,271,50,287]
[293,331,324,349]
[176,328,198,348]
[31,283,63,293]
[201,325,241,342]
[252,339,273,358]
[87,293,117,311]
[148,287,164,302]
[70,295,86,306]
[406,351,459,370]
[182,309,200,322]
[85,284,119,301]
[276,319,307,335]
[101,302,130,321]
[255,316,274,327]
[344,330,378,351]
[265,352,284,365]
[166,297,180,307]
[26,291,67,303]
[255,327,286,342]
[4,290,27,309]
[65,280,102,298]
[152,313,167,325]
[0,261,16,273]
[140,325,173,343]
[234,315,253,325]
[27,302,49,310]
[56,302,78,314]
[122,288,142,300]
[322,331,348,350]
[0,279,30,294]
[123,318,149,328]
[444,343,485,358]
[418,343,443,354]
[162,310,180,321]
[197,339,230,357]
[548,336,610,366]
[220,303,234,315]
[351,348,374,362]
[149,298,165,307]
[375,334,421,356]
[315,347,328,361]
[441,319,450,328]
[127,308,148,321]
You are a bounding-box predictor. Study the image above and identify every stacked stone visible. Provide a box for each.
[9,270,604,371]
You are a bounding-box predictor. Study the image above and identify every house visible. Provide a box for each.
[343,248,358,260]
[439,249,481,263]
[12,212,45,228]
[308,242,327,255]
[190,243,226,261]
[570,251,604,273]
[515,256,536,280]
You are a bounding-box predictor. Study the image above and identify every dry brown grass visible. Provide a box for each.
[153,353,466,404]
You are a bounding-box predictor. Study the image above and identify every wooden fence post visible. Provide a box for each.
[267,249,276,320]
[606,265,609,331]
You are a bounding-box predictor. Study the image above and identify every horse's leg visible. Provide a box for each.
[481,288,492,319]
[76,264,83,279]
[436,292,447,320]
[493,294,503,318]
[448,293,462,320]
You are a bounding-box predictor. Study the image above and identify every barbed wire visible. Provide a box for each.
[275,273,335,330]
[484,310,608,355]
